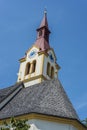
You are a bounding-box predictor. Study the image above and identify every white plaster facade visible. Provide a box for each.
[30,124,40,130]
[43,49,58,79]
[17,46,59,87]
[28,119,77,130]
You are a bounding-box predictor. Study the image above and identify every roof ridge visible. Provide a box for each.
[0,82,23,110]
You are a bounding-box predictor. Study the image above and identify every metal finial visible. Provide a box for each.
[44,8,47,15]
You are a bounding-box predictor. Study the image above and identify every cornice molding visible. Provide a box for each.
[0,113,86,130]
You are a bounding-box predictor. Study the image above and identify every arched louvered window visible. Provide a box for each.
[51,66,54,79]
[47,62,50,76]
[25,63,31,75]
[32,60,36,73]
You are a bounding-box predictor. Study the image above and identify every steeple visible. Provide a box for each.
[34,11,51,51]
[39,10,48,28]
[17,12,60,87]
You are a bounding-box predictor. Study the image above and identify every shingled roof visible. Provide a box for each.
[0,79,79,120]
[0,83,22,103]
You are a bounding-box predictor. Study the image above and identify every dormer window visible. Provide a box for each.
[39,30,42,36]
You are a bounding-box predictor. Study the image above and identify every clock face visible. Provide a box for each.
[29,50,37,58]
[49,52,54,62]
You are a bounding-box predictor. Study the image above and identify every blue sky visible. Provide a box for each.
[0,0,87,120]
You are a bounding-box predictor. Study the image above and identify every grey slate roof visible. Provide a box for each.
[0,79,79,120]
[0,83,22,103]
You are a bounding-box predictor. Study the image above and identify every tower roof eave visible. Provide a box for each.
[36,26,51,33]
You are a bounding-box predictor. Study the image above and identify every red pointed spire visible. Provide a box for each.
[34,11,51,51]
[39,10,48,28]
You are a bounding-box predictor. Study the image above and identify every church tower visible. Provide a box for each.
[17,11,60,87]
[0,12,86,130]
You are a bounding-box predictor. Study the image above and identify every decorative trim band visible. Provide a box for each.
[0,113,86,130]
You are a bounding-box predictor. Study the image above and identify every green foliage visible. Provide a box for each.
[0,128,9,130]
[82,118,87,127]
[0,117,30,130]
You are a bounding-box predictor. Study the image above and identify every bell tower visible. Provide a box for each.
[17,11,60,87]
